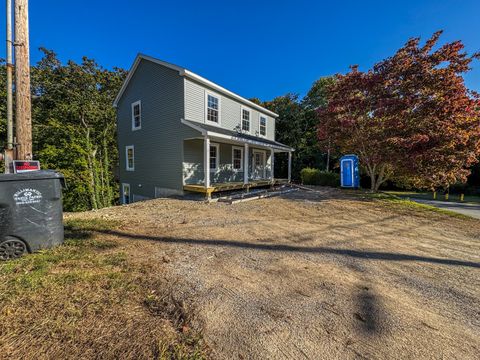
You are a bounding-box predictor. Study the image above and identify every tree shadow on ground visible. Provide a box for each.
[354,286,379,335]
[88,229,480,269]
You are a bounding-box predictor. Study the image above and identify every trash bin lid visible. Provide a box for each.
[0,170,64,182]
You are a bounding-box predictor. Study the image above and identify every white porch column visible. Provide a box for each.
[288,151,292,183]
[204,136,210,188]
[244,143,249,184]
[270,148,275,182]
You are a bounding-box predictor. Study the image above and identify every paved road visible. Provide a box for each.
[409,198,480,219]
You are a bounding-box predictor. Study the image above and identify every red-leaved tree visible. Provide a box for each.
[318,31,480,191]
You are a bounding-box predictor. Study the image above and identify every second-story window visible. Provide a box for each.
[259,116,267,136]
[131,100,141,130]
[242,108,250,132]
[207,94,220,123]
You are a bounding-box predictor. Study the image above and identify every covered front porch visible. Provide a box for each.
[181,120,293,198]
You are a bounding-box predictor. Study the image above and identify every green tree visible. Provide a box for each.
[263,94,305,178]
[302,77,335,171]
[262,77,334,180]
[31,49,126,211]
[318,32,480,191]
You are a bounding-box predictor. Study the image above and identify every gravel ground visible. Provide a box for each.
[71,187,480,359]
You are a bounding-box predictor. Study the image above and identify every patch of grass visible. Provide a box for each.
[344,189,471,219]
[386,190,480,204]
[0,217,207,359]
[380,197,471,219]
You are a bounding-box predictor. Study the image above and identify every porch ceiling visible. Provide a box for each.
[181,119,294,152]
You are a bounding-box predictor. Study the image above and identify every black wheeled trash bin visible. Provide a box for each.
[0,170,65,260]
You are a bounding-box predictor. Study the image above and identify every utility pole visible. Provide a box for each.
[14,0,32,161]
[4,0,14,172]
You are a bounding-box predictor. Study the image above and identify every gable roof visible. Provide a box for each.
[113,54,279,118]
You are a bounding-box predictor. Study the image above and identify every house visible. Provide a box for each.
[114,54,294,203]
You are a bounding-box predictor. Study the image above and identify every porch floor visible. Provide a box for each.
[183,179,289,195]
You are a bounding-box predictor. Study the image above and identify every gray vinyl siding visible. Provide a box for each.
[116,57,280,202]
[183,140,272,184]
[183,139,204,185]
[116,59,198,201]
[184,78,276,141]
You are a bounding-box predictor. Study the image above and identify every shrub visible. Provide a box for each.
[300,168,340,187]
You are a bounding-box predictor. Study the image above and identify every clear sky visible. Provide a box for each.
[1,0,479,101]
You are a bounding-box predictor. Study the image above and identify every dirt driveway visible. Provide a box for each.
[76,188,480,359]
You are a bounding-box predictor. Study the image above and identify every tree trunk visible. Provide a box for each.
[92,149,101,208]
[82,115,98,210]
[326,138,331,172]
[367,164,388,192]
[102,134,113,206]
[370,174,376,191]
[98,154,106,208]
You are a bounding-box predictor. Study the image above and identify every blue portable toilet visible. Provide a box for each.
[340,155,360,188]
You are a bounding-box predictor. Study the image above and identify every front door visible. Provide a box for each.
[252,151,266,179]
[122,183,130,204]
[341,159,353,187]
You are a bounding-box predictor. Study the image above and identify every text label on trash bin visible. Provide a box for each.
[13,188,43,205]
[13,160,41,173]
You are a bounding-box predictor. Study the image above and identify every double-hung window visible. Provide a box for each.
[126,145,134,171]
[209,144,219,170]
[242,108,250,132]
[131,100,141,130]
[232,147,243,170]
[259,116,267,136]
[206,93,220,123]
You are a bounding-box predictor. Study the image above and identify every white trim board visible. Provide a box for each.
[113,54,279,118]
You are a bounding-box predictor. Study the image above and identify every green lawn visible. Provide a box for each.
[342,188,473,219]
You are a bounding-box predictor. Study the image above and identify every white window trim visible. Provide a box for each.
[131,100,142,131]
[209,143,220,172]
[258,114,267,138]
[231,146,244,171]
[205,91,221,126]
[241,106,251,134]
[122,183,130,204]
[125,145,135,171]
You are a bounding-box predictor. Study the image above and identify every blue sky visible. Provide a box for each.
[1,0,479,100]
